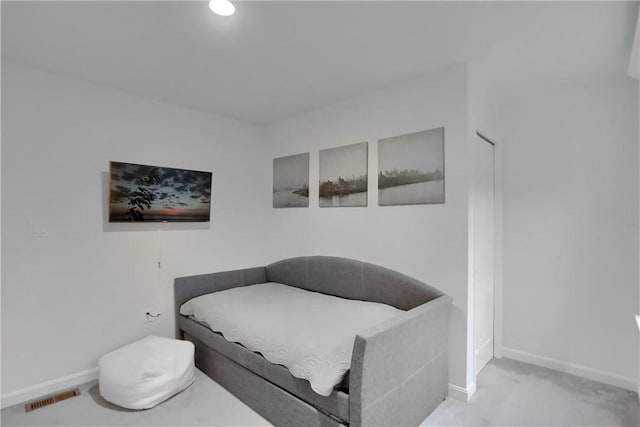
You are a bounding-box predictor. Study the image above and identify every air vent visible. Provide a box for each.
[25,388,80,412]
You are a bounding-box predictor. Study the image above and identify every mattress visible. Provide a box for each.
[180,282,403,396]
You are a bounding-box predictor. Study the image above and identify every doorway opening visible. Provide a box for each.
[474,131,496,375]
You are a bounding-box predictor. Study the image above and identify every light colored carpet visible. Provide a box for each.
[2,358,638,426]
[423,358,639,427]
[1,369,270,426]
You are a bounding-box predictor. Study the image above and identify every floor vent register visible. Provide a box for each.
[25,388,81,412]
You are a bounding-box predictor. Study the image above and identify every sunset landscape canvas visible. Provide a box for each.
[109,161,212,222]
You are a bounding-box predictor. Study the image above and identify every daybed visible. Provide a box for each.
[174,256,451,427]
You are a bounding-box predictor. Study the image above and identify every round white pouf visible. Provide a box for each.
[99,335,196,410]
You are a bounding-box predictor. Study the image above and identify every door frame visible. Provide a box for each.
[473,130,503,371]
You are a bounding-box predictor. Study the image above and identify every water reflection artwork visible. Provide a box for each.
[273,152,310,208]
[319,142,368,207]
[378,127,445,206]
[109,161,212,222]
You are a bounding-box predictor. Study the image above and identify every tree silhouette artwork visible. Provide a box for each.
[126,167,161,221]
[109,161,213,222]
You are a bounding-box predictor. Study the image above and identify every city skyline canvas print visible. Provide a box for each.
[109,161,212,222]
[378,127,445,205]
[319,142,368,207]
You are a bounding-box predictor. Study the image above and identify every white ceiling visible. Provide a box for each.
[2,1,638,125]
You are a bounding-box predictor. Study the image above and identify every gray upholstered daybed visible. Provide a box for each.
[174,256,451,427]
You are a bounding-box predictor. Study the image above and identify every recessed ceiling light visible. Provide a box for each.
[209,0,235,17]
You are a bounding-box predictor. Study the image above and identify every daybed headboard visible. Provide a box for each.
[174,256,444,334]
[265,256,443,310]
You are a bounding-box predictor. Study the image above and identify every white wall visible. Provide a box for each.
[637,73,640,395]
[265,64,473,395]
[500,76,640,390]
[1,63,271,402]
[5,56,635,408]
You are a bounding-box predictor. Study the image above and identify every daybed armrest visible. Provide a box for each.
[349,295,451,427]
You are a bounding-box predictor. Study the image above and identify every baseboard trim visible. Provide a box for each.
[448,381,476,402]
[502,347,637,392]
[7,352,631,408]
[1,368,98,409]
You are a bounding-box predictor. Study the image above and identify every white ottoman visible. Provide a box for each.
[98,335,196,410]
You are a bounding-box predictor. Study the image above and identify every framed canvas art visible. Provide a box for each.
[319,142,368,207]
[109,161,212,222]
[273,153,310,208]
[378,127,445,205]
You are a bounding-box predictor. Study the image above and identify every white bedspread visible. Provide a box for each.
[180,282,403,396]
